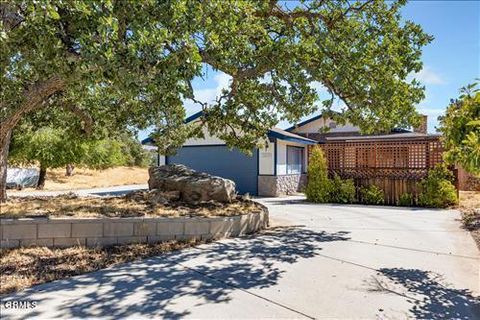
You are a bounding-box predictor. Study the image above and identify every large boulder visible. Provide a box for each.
[148,164,236,203]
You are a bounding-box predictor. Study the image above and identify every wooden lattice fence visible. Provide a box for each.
[318,138,445,205]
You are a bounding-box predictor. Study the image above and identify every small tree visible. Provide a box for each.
[439,82,480,176]
[305,146,330,203]
[9,128,83,188]
[9,127,136,189]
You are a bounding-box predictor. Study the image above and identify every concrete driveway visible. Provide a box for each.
[1,196,479,319]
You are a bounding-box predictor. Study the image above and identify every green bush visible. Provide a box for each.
[305,146,330,203]
[359,185,385,205]
[418,165,458,208]
[118,133,152,167]
[329,174,356,203]
[398,193,414,206]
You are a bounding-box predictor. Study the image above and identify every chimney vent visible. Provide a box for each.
[414,114,428,134]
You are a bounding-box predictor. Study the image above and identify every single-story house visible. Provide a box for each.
[142,111,317,196]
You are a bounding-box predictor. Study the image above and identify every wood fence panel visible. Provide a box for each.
[321,138,444,205]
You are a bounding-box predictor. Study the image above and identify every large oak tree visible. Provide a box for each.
[0,0,431,201]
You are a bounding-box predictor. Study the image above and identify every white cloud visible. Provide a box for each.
[412,66,446,85]
[184,72,232,114]
[309,81,327,93]
[193,72,232,103]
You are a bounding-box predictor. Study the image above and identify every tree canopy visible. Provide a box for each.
[1,0,432,200]
[439,82,480,176]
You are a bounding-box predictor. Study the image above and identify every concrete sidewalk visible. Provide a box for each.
[1,196,479,319]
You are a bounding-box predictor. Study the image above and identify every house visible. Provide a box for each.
[142,111,317,196]
[288,113,446,204]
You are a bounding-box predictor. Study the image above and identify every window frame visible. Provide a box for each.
[286,145,305,174]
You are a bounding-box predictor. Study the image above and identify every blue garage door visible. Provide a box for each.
[167,146,258,195]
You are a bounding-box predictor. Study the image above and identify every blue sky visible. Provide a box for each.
[139,1,479,140]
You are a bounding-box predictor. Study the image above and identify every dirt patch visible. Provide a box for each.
[459,191,480,249]
[0,240,201,295]
[8,166,148,192]
[0,192,264,219]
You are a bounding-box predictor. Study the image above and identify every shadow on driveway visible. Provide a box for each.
[369,268,480,319]
[2,227,350,319]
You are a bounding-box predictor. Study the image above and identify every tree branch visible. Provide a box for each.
[62,104,94,135]
[1,75,66,137]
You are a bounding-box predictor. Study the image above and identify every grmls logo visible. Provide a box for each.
[2,300,37,309]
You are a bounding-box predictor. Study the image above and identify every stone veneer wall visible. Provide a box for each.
[0,211,268,249]
[258,174,307,197]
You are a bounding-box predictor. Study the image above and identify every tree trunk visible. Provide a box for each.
[0,75,66,201]
[0,129,12,203]
[65,164,74,176]
[36,165,47,190]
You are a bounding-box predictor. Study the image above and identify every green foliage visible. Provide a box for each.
[359,185,385,205]
[117,134,151,167]
[305,146,330,203]
[439,82,480,176]
[9,126,147,171]
[9,127,84,170]
[398,193,414,206]
[329,174,356,204]
[1,0,432,153]
[418,165,458,208]
[81,140,127,170]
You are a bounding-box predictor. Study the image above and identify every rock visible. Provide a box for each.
[126,190,181,205]
[148,164,236,203]
[149,190,181,205]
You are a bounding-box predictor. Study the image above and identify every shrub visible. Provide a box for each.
[329,174,356,203]
[359,185,385,205]
[398,193,414,206]
[418,165,458,208]
[305,146,330,203]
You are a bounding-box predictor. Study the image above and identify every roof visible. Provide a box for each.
[141,137,155,145]
[287,112,415,135]
[324,132,441,143]
[286,113,324,132]
[142,110,317,146]
[184,111,203,123]
[268,127,317,145]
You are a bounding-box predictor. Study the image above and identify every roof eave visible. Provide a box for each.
[268,130,317,145]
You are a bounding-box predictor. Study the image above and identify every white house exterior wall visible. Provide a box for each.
[183,126,226,146]
[291,117,359,134]
[258,142,275,175]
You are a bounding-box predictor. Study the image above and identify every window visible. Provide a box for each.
[287,146,304,174]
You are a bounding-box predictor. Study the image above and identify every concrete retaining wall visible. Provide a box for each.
[0,211,269,249]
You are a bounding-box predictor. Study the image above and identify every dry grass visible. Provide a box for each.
[10,166,148,192]
[0,192,264,219]
[0,240,202,295]
[459,191,480,211]
[459,191,480,249]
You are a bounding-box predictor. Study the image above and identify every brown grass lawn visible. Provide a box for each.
[0,240,202,295]
[0,192,264,219]
[9,166,148,192]
[459,191,480,249]
[459,191,480,210]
